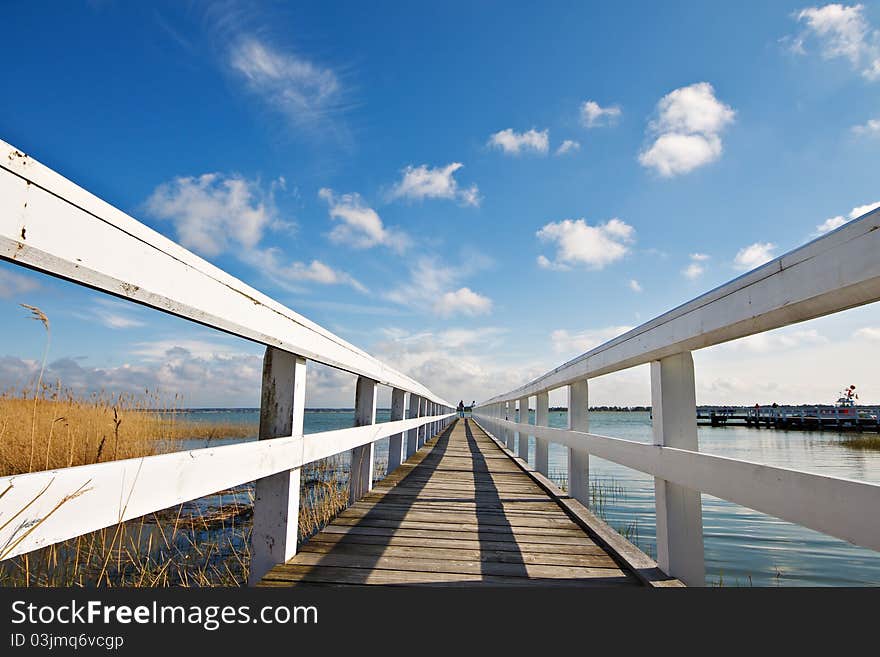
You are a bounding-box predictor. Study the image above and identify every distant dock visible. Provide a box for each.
[697,406,880,432]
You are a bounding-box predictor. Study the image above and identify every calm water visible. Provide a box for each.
[178,408,880,587]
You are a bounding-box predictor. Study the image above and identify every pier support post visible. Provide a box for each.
[387,388,407,472]
[505,401,515,449]
[518,397,530,461]
[567,380,590,508]
[407,394,421,457]
[250,347,306,585]
[418,396,427,448]
[651,352,705,586]
[350,376,377,502]
[535,391,549,475]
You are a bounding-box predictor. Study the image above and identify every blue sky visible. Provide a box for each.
[2,1,880,407]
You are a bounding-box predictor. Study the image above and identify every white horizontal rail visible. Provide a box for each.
[0,413,453,560]
[0,139,448,407]
[475,417,880,553]
[480,205,880,405]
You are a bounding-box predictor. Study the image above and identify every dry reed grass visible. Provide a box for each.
[0,388,256,477]
[0,450,352,587]
[0,304,352,586]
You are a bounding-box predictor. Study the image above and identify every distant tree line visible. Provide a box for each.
[548,406,651,412]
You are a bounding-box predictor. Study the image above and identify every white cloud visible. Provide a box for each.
[388,162,480,207]
[385,254,494,319]
[131,338,251,361]
[793,3,880,80]
[550,326,634,357]
[813,200,880,235]
[717,328,827,354]
[319,188,410,252]
[682,253,710,279]
[628,279,643,293]
[734,242,777,270]
[854,326,880,340]
[145,173,281,257]
[639,133,723,177]
[276,258,366,293]
[96,314,143,329]
[82,299,146,330]
[555,140,581,155]
[0,268,40,299]
[852,117,880,134]
[146,173,357,294]
[433,288,492,318]
[638,82,735,177]
[850,200,880,217]
[0,340,265,407]
[815,215,849,234]
[536,217,635,270]
[229,37,345,127]
[432,327,507,349]
[580,100,622,128]
[487,128,550,155]
[370,327,541,406]
[683,263,705,280]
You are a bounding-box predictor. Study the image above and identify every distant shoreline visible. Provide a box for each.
[158,404,880,413]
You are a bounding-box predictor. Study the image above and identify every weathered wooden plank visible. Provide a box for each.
[348,501,565,516]
[298,541,617,567]
[328,516,588,536]
[262,419,647,587]
[335,508,583,530]
[315,523,606,546]
[285,551,626,579]
[260,565,636,587]
[481,425,683,587]
[304,532,604,555]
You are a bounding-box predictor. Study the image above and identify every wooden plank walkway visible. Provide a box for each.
[260,418,643,587]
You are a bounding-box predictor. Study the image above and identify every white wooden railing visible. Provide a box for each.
[0,139,454,584]
[474,204,880,586]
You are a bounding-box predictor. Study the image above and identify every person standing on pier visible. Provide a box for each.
[457,400,465,418]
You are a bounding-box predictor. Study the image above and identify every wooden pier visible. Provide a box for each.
[697,406,880,432]
[4,139,880,587]
[260,419,673,587]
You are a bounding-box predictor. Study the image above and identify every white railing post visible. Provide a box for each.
[651,351,705,586]
[387,388,407,472]
[506,401,516,449]
[350,376,378,502]
[518,396,530,461]
[249,347,306,585]
[535,391,549,475]
[567,380,590,507]
[418,396,427,448]
[407,394,421,457]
